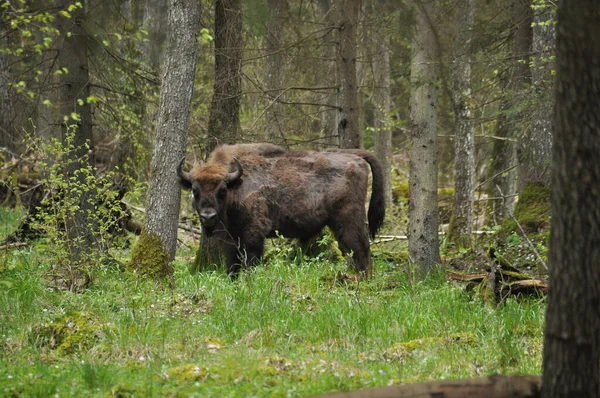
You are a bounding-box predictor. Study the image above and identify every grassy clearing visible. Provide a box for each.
[0,212,545,397]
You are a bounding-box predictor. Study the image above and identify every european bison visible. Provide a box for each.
[178,143,385,276]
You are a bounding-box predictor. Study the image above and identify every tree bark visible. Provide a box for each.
[207,0,242,150]
[542,3,600,397]
[318,0,339,147]
[335,0,361,149]
[408,0,441,271]
[448,0,475,248]
[372,6,393,209]
[0,29,16,154]
[130,0,201,277]
[490,0,532,220]
[520,1,555,187]
[54,0,97,258]
[265,0,287,145]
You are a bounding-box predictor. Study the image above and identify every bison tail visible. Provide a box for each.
[363,152,386,239]
[327,148,386,238]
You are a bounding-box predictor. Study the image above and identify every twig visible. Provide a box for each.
[475,164,518,191]
[0,242,27,250]
[507,212,548,271]
[178,223,202,236]
[373,230,496,244]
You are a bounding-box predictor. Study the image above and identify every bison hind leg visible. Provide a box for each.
[328,210,372,277]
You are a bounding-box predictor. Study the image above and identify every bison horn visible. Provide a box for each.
[177,156,192,190]
[226,157,243,184]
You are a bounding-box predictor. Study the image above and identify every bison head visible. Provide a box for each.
[178,157,243,236]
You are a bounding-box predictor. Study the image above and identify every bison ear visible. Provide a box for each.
[225,157,243,186]
[177,157,193,190]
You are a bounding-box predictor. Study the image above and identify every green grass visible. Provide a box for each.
[0,219,545,397]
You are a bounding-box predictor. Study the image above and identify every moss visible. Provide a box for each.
[128,229,172,278]
[476,278,497,305]
[108,384,143,398]
[192,236,224,273]
[32,311,112,356]
[503,182,551,234]
[447,215,472,249]
[391,180,410,204]
[166,364,209,384]
[373,250,409,264]
[383,333,477,360]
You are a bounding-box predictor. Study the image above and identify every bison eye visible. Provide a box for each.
[217,186,227,199]
[192,187,200,199]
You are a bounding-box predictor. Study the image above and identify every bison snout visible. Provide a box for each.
[199,209,218,227]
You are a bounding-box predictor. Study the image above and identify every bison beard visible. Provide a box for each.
[178,143,385,277]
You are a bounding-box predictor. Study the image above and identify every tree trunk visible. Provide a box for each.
[372,9,393,209]
[542,3,600,397]
[448,0,475,248]
[55,0,97,258]
[408,0,441,272]
[520,1,555,187]
[335,0,361,149]
[265,0,287,145]
[198,0,243,270]
[490,0,532,220]
[207,0,242,150]
[130,0,201,278]
[0,29,16,154]
[317,0,339,147]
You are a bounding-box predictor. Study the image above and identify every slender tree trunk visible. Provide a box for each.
[448,0,475,248]
[335,0,361,149]
[542,3,600,397]
[265,0,287,145]
[490,0,532,220]
[318,0,339,147]
[207,0,242,150]
[54,1,97,259]
[0,33,16,154]
[372,13,393,209]
[130,0,201,278]
[520,0,555,187]
[199,0,243,270]
[408,0,441,272]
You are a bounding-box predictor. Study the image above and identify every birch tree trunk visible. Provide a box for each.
[335,0,361,149]
[448,0,475,248]
[265,0,287,145]
[207,0,242,150]
[408,0,441,272]
[542,2,600,397]
[130,0,201,278]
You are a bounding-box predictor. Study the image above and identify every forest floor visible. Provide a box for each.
[0,207,545,397]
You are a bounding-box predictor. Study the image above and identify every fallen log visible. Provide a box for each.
[448,250,548,303]
[311,375,541,398]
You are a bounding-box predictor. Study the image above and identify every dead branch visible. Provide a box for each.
[311,375,541,398]
[0,242,27,250]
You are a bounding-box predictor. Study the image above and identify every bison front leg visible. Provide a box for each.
[224,236,265,277]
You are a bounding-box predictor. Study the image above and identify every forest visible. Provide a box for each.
[0,0,598,397]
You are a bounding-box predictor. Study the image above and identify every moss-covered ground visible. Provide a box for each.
[0,208,545,397]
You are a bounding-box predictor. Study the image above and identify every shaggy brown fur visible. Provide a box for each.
[178,144,385,276]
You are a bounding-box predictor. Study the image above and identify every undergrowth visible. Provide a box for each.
[0,212,545,397]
